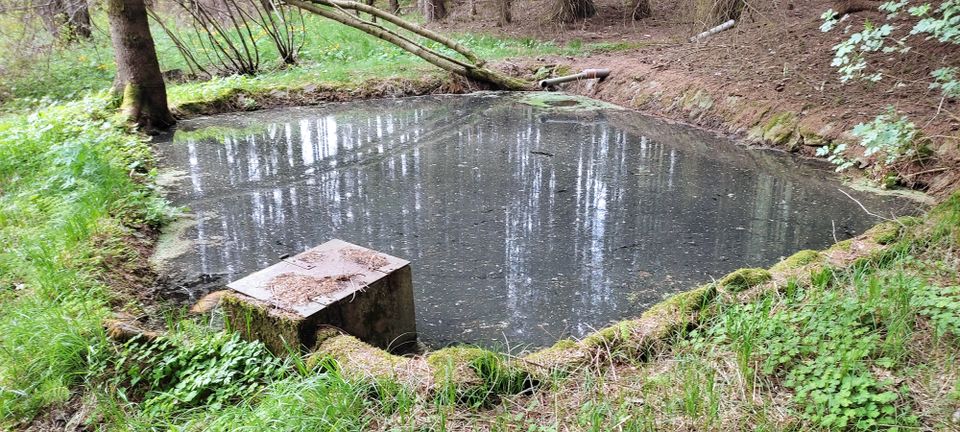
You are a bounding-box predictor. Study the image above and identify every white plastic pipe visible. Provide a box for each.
[689,19,736,42]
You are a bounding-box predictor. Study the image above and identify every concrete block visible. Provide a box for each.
[223,239,417,354]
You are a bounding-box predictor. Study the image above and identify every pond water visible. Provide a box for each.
[153,92,915,349]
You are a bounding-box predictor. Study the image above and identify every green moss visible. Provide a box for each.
[864,222,902,245]
[680,88,714,112]
[221,293,302,356]
[581,320,645,349]
[522,338,585,375]
[827,239,854,254]
[758,112,798,146]
[552,338,578,350]
[427,346,533,406]
[427,346,487,385]
[770,250,822,274]
[717,268,772,293]
[553,65,573,77]
[518,92,622,111]
[119,83,139,119]
[314,334,405,377]
[642,283,717,318]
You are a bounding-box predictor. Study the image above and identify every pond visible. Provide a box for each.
[153,92,915,349]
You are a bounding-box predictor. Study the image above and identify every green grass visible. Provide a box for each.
[0,96,160,420]
[0,12,593,111]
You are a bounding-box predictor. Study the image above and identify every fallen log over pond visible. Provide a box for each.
[283,0,533,90]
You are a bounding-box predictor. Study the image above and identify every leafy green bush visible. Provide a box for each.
[110,332,285,416]
[816,107,927,175]
[851,108,927,167]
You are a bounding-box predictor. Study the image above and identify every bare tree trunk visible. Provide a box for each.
[631,0,650,20]
[38,0,64,39]
[38,0,92,41]
[496,0,511,25]
[65,0,92,39]
[551,0,595,23]
[389,0,400,13]
[421,0,446,21]
[106,0,175,131]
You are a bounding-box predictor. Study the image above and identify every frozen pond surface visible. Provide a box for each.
[154,93,915,348]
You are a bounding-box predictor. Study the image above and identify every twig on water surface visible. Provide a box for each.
[837,188,902,227]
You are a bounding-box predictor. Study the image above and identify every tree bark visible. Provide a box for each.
[421,0,446,21]
[389,0,399,13]
[106,0,176,131]
[65,0,92,39]
[38,0,92,41]
[497,0,511,26]
[551,0,595,23]
[631,0,650,20]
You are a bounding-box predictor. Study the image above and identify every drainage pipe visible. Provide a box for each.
[689,19,736,42]
[538,68,611,90]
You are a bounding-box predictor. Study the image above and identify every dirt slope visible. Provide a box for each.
[438,0,960,195]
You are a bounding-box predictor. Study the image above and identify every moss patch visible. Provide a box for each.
[221,293,303,355]
[643,284,717,319]
[717,268,772,293]
[751,112,799,147]
[518,92,622,111]
[864,221,903,245]
[770,250,823,274]
[427,346,487,387]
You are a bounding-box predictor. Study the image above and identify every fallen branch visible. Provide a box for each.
[283,0,531,90]
[326,0,483,66]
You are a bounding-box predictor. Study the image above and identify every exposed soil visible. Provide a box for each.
[433,0,960,195]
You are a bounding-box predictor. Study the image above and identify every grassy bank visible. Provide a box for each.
[1,15,959,432]
[0,12,621,111]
